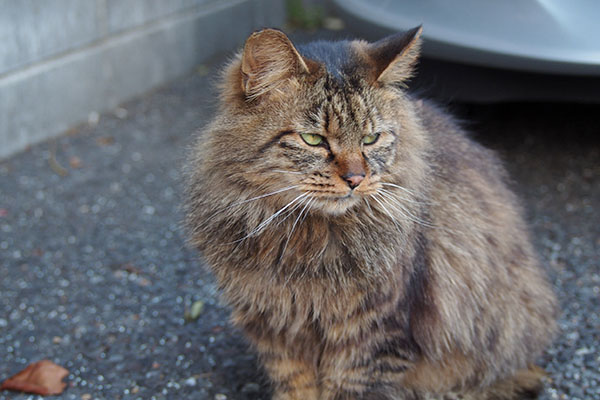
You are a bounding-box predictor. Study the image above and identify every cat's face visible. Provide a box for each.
[213,28,424,216]
[254,79,402,215]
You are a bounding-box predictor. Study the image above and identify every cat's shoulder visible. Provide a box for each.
[412,98,463,138]
[412,98,506,180]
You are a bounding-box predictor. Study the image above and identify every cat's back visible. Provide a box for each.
[413,99,507,185]
[405,98,557,379]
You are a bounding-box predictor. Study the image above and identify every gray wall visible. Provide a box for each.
[0,0,286,159]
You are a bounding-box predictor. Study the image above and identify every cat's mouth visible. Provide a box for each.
[309,189,363,201]
[333,193,352,201]
[297,177,381,214]
[307,188,376,215]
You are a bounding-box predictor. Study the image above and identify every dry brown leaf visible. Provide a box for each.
[48,155,68,177]
[0,360,69,395]
[96,136,115,146]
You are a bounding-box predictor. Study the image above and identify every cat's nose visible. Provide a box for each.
[343,173,365,189]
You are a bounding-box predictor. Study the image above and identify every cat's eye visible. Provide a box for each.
[300,133,324,146]
[363,133,380,145]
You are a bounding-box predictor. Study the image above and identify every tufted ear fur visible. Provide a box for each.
[241,29,311,100]
[368,26,423,87]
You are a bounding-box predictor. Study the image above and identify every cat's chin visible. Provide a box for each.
[313,194,362,216]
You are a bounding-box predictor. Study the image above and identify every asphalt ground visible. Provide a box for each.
[1,35,599,400]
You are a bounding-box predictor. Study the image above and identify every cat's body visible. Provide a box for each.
[185,28,557,399]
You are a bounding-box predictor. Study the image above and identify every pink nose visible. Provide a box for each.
[343,173,365,189]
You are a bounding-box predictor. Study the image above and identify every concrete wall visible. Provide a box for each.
[0,0,286,159]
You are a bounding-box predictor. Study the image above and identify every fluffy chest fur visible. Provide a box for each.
[195,192,422,329]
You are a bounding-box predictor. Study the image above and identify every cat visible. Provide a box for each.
[184,27,558,400]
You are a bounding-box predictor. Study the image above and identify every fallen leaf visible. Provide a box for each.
[184,300,205,322]
[96,136,115,146]
[48,155,68,177]
[65,127,81,136]
[0,208,7,217]
[0,360,69,395]
[137,277,151,287]
[121,263,141,275]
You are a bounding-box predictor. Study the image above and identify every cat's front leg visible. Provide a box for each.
[260,351,319,400]
[318,346,375,400]
[320,373,370,400]
[318,337,417,400]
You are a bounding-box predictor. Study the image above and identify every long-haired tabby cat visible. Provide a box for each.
[184,27,557,399]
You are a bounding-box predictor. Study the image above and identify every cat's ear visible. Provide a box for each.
[368,26,423,87]
[241,29,311,99]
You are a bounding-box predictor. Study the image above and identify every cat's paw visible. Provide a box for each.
[272,386,319,400]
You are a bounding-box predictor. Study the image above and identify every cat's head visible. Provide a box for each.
[208,27,427,216]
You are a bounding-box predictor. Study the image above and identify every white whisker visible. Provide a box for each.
[371,194,403,233]
[377,189,437,229]
[380,182,423,199]
[280,196,314,265]
[364,197,374,214]
[276,193,312,225]
[228,185,299,208]
[378,188,426,206]
[232,192,309,243]
[271,169,304,175]
[296,197,315,232]
[198,185,300,231]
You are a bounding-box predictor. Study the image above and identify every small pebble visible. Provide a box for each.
[88,111,100,126]
[184,377,197,386]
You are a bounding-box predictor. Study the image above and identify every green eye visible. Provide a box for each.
[300,133,324,146]
[363,133,380,145]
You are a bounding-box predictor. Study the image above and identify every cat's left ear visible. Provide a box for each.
[241,29,311,99]
[368,26,423,87]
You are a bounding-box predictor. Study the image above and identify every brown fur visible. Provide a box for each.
[184,27,557,399]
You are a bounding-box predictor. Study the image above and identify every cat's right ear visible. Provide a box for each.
[367,26,423,87]
[240,29,311,100]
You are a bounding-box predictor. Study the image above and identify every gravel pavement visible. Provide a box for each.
[1,36,599,400]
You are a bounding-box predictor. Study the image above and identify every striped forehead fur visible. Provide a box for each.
[297,40,357,82]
